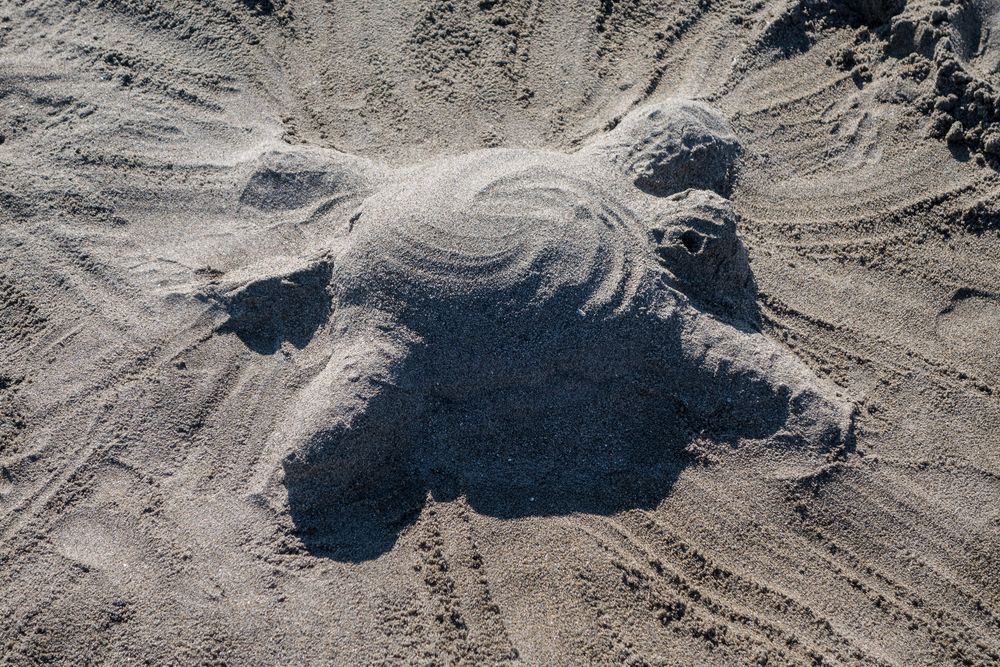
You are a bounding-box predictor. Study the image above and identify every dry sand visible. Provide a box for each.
[2,0,1000,665]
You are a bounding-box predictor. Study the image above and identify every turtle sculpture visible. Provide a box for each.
[209,99,855,560]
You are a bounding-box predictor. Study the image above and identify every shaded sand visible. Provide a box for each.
[2,0,1000,665]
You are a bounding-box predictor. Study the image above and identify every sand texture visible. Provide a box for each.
[2,0,1000,665]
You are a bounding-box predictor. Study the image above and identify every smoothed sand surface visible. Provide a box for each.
[1,1,999,665]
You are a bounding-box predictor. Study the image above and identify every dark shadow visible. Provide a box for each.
[755,0,902,64]
[946,0,983,62]
[216,262,332,355]
[283,302,794,562]
[286,478,425,562]
[948,141,972,164]
[240,0,283,18]
[940,286,1000,316]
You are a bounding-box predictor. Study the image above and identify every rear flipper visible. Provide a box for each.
[259,311,425,560]
[277,310,418,495]
[236,304,422,560]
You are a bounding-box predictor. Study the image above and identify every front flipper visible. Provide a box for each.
[239,146,378,214]
[200,256,334,355]
[585,98,741,198]
[653,305,855,468]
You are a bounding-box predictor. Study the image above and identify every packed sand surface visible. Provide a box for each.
[2,1,1000,665]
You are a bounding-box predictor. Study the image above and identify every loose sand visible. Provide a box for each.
[2,1,999,665]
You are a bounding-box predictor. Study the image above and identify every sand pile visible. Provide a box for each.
[203,100,851,560]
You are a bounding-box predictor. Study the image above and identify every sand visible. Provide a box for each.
[2,0,999,665]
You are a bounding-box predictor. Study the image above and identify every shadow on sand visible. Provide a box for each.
[216,263,332,355]
[280,305,789,562]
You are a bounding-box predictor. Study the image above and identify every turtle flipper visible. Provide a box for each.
[585,98,741,197]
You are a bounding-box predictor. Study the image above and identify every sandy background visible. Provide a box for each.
[2,0,1000,664]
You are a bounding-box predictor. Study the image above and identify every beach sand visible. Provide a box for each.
[1,1,999,664]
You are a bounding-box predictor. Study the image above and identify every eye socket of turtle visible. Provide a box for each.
[680,229,704,255]
[649,193,758,327]
[652,226,722,270]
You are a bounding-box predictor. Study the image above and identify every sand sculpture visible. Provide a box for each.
[208,99,853,559]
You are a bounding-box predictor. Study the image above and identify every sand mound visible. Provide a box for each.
[206,101,855,560]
